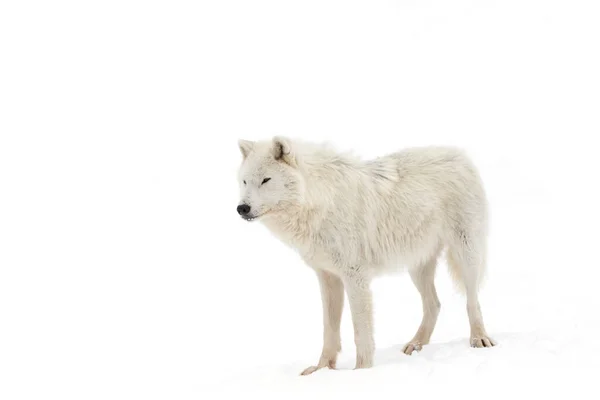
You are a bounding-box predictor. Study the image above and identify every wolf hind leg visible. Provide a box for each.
[447,230,496,348]
[403,253,441,355]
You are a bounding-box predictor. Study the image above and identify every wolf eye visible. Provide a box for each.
[243,180,246,185]
[261,177,271,185]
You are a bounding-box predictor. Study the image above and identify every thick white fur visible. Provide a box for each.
[237,137,496,375]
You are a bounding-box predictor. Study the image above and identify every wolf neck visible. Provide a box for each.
[263,145,360,248]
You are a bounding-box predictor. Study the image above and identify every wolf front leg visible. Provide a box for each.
[300,269,345,376]
[342,270,374,370]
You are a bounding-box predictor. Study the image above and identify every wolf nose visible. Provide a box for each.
[237,204,251,216]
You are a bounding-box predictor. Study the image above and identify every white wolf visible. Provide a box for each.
[236,136,495,375]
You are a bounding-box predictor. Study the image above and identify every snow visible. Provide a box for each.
[1,1,600,399]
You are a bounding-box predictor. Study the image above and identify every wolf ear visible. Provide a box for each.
[238,139,254,159]
[272,136,296,167]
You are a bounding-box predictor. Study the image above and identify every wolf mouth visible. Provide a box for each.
[242,213,266,221]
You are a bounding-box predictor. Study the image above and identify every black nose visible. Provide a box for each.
[237,204,251,216]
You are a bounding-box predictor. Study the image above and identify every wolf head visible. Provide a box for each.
[236,136,305,221]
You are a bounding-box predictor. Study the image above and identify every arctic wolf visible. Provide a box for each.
[236,136,495,375]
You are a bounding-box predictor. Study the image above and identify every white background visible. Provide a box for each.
[1,0,599,398]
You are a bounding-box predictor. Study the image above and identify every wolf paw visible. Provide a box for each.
[353,354,373,369]
[470,335,496,348]
[402,341,423,355]
[300,359,336,376]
